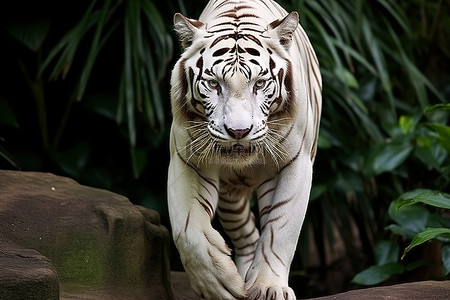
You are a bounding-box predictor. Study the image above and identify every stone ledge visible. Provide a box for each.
[314,280,450,300]
[0,237,59,300]
[0,170,172,299]
[172,271,450,300]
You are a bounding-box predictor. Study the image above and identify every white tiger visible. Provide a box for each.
[168,0,322,299]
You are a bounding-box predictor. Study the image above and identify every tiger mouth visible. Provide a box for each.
[217,143,257,155]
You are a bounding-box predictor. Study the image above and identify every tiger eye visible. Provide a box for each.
[208,79,219,89]
[255,79,266,89]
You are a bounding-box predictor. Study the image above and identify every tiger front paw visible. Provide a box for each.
[245,267,296,300]
[247,283,296,300]
[179,229,247,300]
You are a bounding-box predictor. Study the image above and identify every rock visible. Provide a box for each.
[171,271,450,300]
[314,280,450,300]
[0,170,173,299]
[171,272,200,300]
[0,237,59,300]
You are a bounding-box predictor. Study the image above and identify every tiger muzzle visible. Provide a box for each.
[217,142,257,156]
[224,125,253,140]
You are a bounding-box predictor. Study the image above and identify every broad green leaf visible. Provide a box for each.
[374,239,399,265]
[363,142,413,176]
[443,245,450,277]
[351,263,404,285]
[6,19,50,52]
[413,144,445,171]
[386,224,417,240]
[402,228,450,259]
[388,200,429,234]
[396,189,450,210]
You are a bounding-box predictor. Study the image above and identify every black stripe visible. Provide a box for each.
[261,242,280,277]
[259,197,292,217]
[176,151,219,193]
[270,227,286,267]
[213,47,230,57]
[184,210,191,233]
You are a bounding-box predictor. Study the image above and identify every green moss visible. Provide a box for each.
[58,232,105,285]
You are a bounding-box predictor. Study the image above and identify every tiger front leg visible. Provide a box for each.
[245,157,313,300]
[168,155,246,300]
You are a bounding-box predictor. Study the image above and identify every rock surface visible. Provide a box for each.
[313,280,450,300]
[171,271,450,300]
[0,170,172,299]
[1,170,449,299]
[0,237,59,300]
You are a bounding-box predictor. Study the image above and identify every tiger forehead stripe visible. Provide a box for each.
[220,12,259,20]
[209,32,263,48]
[225,4,253,11]
[245,47,260,56]
[213,48,230,57]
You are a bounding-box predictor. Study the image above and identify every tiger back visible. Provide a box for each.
[168,0,322,299]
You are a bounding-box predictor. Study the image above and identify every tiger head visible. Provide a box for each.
[171,11,300,168]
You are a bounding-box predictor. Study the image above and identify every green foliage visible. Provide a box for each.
[1,0,172,178]
[352,263,405,286]
[283,0,450,289]
[38,0,172,177]
[353,188,450,285]
[352,102,450,285]
[395,189,450,211]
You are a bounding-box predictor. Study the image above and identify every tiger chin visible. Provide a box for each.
[168,0,322,299]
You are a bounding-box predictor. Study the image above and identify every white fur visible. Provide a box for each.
[168,1,322,299]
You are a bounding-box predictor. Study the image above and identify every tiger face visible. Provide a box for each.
[171,12,299,168]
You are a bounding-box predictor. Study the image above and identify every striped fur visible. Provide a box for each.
[168,1,321,299]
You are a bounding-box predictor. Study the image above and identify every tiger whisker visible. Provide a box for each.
[266,117,293,126]
[187,138,210,165]
[186,121,208,131]
[177,130,209,154]
[183,131,211,164]
[198,137,215,167]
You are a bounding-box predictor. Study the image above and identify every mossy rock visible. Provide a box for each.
[0,170,173,299]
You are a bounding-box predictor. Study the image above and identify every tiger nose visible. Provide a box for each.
[225,125,252,139]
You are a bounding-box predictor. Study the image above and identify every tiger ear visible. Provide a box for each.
[268,11,299,50]
[173,13,205,49]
